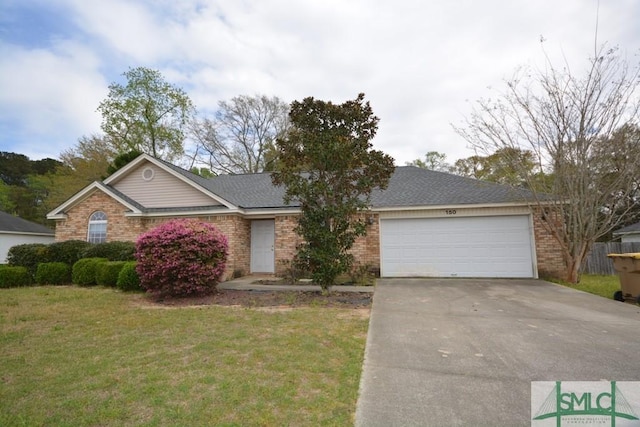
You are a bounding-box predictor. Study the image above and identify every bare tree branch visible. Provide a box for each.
[455,44,640,282]
[190,95,289,174]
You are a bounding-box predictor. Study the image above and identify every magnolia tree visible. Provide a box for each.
[135,219,228,297]
[273,93,395,291]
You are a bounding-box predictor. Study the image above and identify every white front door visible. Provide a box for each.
[250,220,275,273]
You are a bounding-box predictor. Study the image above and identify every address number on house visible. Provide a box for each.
[444,209,457,215]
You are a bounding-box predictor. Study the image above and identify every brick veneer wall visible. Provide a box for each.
[532,209,566,279]
[53,190,251,280]
[272,213,381,276]
[54,189,563,280]
[351,214,381,273]
[198,215,250,278]
[274,215,300,275]
[54,191,146,242]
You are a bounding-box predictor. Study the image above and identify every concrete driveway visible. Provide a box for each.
[355,279,640,426]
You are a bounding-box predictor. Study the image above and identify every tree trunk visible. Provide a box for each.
[564,241,590,284]
[565,256,582,284]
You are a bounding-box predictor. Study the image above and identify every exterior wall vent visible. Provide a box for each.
[142,167,155,181]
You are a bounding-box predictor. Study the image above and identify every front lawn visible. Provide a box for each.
[554,274,621,299]
[0,286,369,426]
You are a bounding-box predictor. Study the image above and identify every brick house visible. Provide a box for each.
[47,154,564,280]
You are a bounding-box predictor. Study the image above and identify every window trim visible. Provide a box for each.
[87,211,108,243]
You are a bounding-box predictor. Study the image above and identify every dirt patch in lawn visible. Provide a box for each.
[137,289,372,310]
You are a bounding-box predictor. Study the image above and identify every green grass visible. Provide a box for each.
[0,286,369,426]
[553,274,621,299]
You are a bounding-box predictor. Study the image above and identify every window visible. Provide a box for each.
[87,211,107,243]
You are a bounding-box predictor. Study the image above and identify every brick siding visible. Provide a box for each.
[54,192,146,242]
[351,213,381,274]
[53,189,251,280]
[532,208,566,279]
[274,215,301,275]
[54,189,564,281]
[272,214,381,276]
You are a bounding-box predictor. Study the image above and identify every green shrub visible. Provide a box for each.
[96,261,127,287]
[72,258,108,286]
[48,240,92,266]
[0,265,32,288]
[117,261,142,292]
[82,241,136,261]
[35,262,71,285]
[7,243,51,277]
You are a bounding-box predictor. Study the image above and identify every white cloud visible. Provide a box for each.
[1,0,638,164]
[0,39,107,159]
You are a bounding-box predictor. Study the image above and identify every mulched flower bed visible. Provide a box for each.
[146,288,372,308]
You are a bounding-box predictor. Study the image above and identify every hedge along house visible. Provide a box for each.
[47,154,564,280]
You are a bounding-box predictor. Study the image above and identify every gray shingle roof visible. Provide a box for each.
[149,161,533,209]
[0,211,54,234]
[370,166,532,207]
[614,221,640,235]
[206,173,290,208]
[154,158,290,208]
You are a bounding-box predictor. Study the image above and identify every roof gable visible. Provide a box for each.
[111,161,223,208]
[104,154,236,209]
[47,182,143,219]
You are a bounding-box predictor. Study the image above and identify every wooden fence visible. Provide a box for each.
[581,242,640,275]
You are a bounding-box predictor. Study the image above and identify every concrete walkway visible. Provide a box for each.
[355,278,640,426]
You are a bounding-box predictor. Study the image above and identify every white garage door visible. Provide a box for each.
[380,215,534,278]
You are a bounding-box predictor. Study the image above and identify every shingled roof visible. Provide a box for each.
[0,211,54,235]
[152,159,532,209]
[369,166,532,208]
[614,221,640,235]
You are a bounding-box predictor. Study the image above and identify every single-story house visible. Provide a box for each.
[0,210,55,263]
[613,221,640,243]
[47,154,564,280]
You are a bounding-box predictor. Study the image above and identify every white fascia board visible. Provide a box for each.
[124,207,301,218]
[242,208,301,217]
[102,153,152,184]
[46,181,143,219]
[104,154,237,210]
[125,208,241,218]
[372,201,533,212]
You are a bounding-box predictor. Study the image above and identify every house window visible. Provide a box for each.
[87,211,108,243]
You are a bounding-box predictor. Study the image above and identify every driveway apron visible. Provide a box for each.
[355,278,640,426]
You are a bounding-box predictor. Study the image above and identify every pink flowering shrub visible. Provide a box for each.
[135,219,228,297]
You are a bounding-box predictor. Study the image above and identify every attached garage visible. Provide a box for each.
[380,214,535,278]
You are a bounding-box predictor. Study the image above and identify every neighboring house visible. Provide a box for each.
[613,221,640,243]
[0,211,55,263]
[47,154,565,280]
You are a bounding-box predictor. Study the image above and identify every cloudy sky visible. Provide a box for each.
[1,0,638,166]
